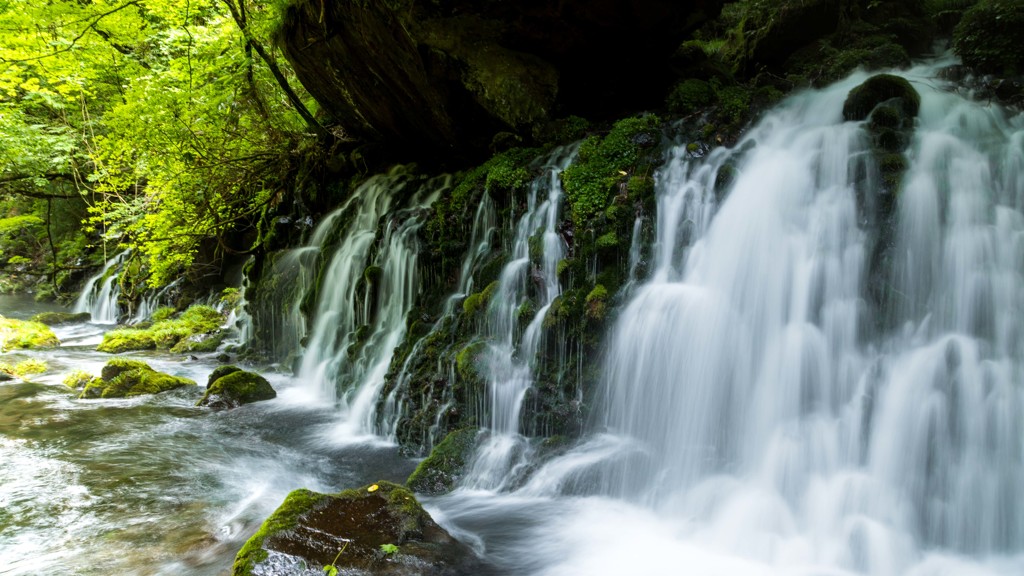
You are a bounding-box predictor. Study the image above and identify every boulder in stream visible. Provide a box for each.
[0,317,59,351]
[29,312,92,326]
[197,366,276,409]
[79,358,196,399]
[233,481,483,576]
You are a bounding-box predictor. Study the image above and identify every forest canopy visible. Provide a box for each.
[0,0,321,294]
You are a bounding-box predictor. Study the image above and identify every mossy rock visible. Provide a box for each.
[197,369,276,410]
[953,0,1024,76]
[28,312,91,326]
[97,304,225,354]
[63,370,99,389]
[667,78,715,115]
[81,359,196,399]
[96,329,157,353]
[207,364,243,386]
[406,428,480,496]
[842,74,920,122]
[232,481,481,576]
[0,317,59,351]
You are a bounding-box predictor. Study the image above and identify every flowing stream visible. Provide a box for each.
[3,59,1024,575]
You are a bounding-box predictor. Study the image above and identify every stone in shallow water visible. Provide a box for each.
[196,367,276,410]
[233,482,485,576]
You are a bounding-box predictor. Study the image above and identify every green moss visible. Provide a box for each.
[880,153,909,191]
[561,115,660,231]
[455,341,487,383]
[82,359,196,399]
[462,293,484,316]
[97,304,224,354]
[0,318,60,351]
[954,0,1024,75]
[842,74,920,122]
[406,428,479,495]
[585,284,609,321]
[517,300,536,322]
[28,312,91,326]
[198,370,276,407]
[63,369,96,389]
[207,365,243,386]
[363,265,383,285]
[232,488,328,576]
[667,78,716,115]
[596,231,619,250]
[479,280,500,304]
[151,306,176,322]
[0,359,48,378]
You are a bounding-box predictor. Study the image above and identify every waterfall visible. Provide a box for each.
[483,61,1024,575]
[296,168,445,438]
[461,147,575,490]
[73,251,129,324]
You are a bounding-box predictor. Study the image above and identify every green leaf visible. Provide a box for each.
[322,565,338,576]
[379,543,399,555]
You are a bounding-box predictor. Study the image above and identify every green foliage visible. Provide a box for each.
[0,0,324,292]
[151,307,177,323]
[379,543,399,555]
[954,0,1024,75]
[585,284,609,320]
[667,79,716,115]
[561,115,660,231]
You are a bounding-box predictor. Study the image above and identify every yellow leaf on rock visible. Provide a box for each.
[367,484,379,493]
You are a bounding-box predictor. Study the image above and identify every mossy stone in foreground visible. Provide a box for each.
[197,369,276,410]
[29,312,91,326]
[406,428,479,496]
[232,481,482,576]
[0,317,59,351]
[80,359,196,399]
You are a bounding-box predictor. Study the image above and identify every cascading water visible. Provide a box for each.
[461,147,574,490]
[73,250,128,324]
[431,60,1024,576]
[296,168,445,438]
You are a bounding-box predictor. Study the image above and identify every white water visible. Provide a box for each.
[432,61,1024,576]
[296,169,444,439]
[462,147,575,490]
[73,251,129,324]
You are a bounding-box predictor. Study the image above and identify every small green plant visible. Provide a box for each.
[380,543,399,555]
[322,541,349,576]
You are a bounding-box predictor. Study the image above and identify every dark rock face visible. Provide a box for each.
[233,482,486,575]
[278,0,722,160]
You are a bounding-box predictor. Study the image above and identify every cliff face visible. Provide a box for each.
[277,0,723,161]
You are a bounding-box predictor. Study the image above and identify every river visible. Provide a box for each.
[0,295,414,575]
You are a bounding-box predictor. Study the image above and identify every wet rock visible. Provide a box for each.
[278,0,722,160]
[0,317,59,351]
[842,74,920,122]
[80,359,196,399]
[233,481,484,576]
[197,367,275,410]
[406,428,479,496]
[28,312,91,326]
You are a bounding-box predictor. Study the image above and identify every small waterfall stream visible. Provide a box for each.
[73,251,129,323]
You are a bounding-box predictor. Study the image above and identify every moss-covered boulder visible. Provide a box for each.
[80,359,196,399]
[0,317,59,351]
[954,0,1024,76]
[29,312,92,326]
[842,74,920,122]
[197,368,276,410]
[406,428,480,496]
[232,481,482,576]
[97,304,224,354]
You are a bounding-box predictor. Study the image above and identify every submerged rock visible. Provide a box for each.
[197,366,276,409]
[842,74,920,122]
[233,481,483,576]
[29,312,91,326]
[79,359,196,399]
